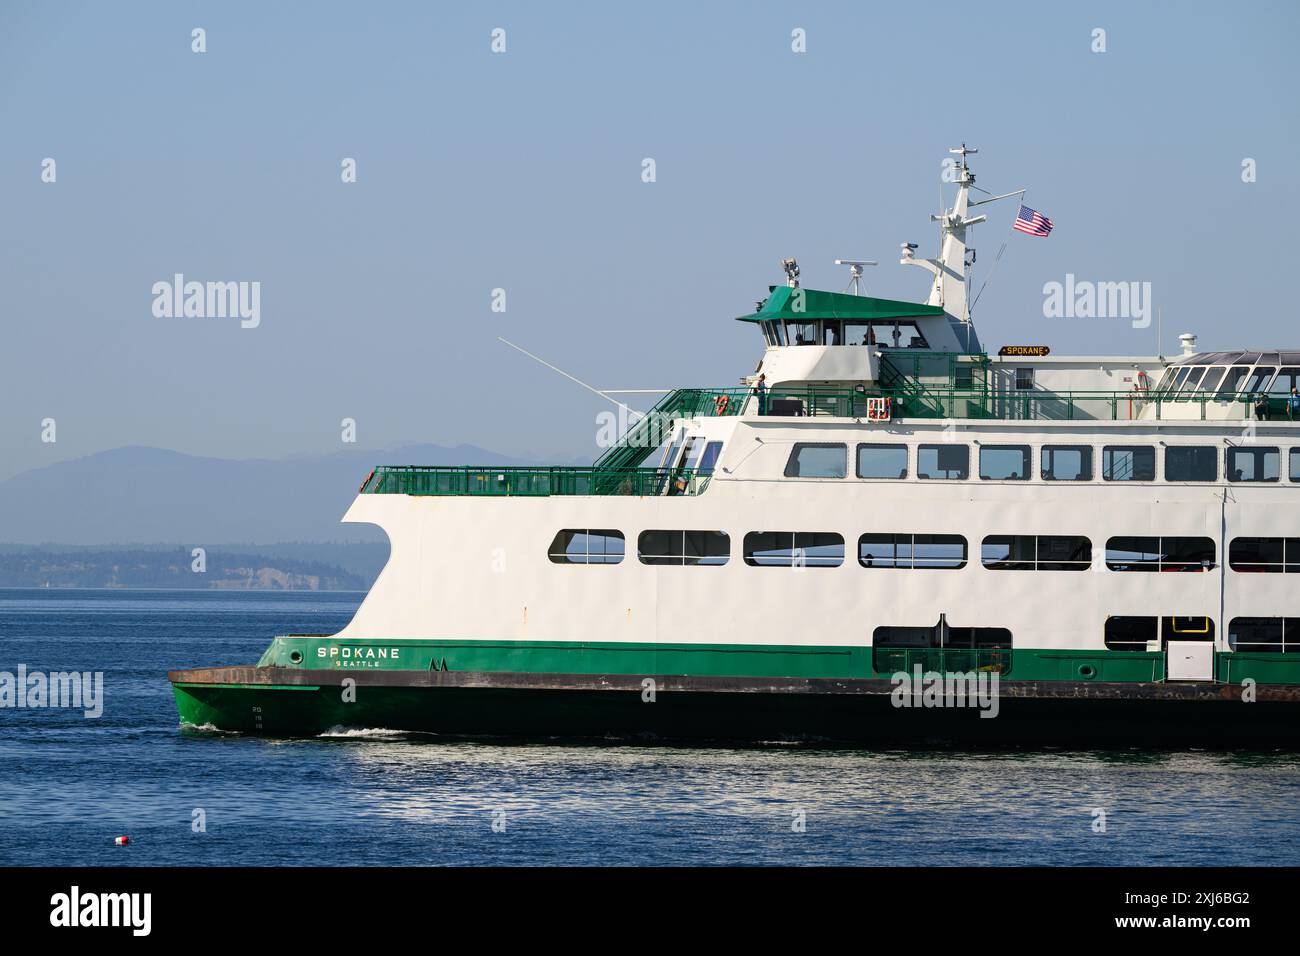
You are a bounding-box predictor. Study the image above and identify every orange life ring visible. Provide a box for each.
[714,395,730,414]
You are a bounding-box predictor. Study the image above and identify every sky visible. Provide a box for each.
[2,0,1297,481]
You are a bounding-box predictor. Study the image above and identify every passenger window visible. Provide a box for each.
[1217,365,1249,395]
[744,532,844,568]
[1292,449,1300,482]
[1226,446,1279,482]
[1268,368,1299,395]
[858,533,967,569]
[1244,367,1276,393]
[784,443,847,478]
[1229,617,1300,653]
[856,443,908,479]
[548,529,625,565]
[979,445,1031,481]
[1164,617,1214,641]
[981,535,1091,571]
[1228,537,1299,573]
[1105,536,1215,572]
[1200,367,1227,393]
[1165,446,1217,482]
[1041,445,1093,481]
[917,444,969,480]
[1104,616,1156,651]
[638,530,729,566]
[1102,445,1155,481]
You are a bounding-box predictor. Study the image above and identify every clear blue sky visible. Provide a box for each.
[2,0,1297,480]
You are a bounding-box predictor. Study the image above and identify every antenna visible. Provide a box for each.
[781,258,800,288]
[833,259,877,295]
[948,143,979,164]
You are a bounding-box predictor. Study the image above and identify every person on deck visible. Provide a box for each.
[752,374,769,415]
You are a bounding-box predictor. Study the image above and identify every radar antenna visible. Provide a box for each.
[833,259,878,295]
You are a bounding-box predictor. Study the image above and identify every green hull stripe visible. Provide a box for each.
[249,635,1300,685]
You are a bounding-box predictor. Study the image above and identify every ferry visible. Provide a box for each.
[171,147,1300,745]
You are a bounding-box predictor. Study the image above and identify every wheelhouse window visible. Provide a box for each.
[856,443,908,479]
[1102,445,1156,481]
[1105,536,1216,572]
[786,322,818,346]
[1165,446,1218,482]
[1041,445,1093,481]
[1227,446,1279,482]
[744,532,844,568]
[858,533,967,569]
[1229,617,1300,653]
[1104,616,1156,651]
[981,535,1091,571]
[696,441,724,475]
[548,529,625,565]
[1229,537,1300,573]
[638,530,729,567]
[917,444,969,480]
[1014,368,1034,391]
[784,443,847,478]
[979,444,1031,481]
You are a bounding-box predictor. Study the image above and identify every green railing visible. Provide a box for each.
[592,387,749,472]
[872,647,1013,677]
[879,349,990,386]
[360,465,710,497]
[911,389,1296,422]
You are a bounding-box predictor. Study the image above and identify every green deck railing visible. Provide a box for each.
[592,387,749,473]
[360,465,710,497]
[760,386,1297,422]
[872,647,1013,677]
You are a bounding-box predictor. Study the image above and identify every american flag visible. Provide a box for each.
[1013,204,1053,237]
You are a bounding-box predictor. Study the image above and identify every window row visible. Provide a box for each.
[786,441,1300,483]
[1105,616,1300,654]
[550,531,1300,573]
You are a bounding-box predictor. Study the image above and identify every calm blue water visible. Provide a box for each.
[1,588,1298,866]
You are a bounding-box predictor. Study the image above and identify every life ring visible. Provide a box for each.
[714,395,730,414]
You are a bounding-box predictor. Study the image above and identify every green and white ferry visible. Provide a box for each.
[171,148,1300,745]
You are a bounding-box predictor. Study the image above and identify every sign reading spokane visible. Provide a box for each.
[998,345,1051,357]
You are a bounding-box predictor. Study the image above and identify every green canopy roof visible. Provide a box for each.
[735,286,945,322]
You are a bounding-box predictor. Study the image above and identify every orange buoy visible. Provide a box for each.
[114,835,129,846]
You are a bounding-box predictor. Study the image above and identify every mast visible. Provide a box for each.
[899,144,986,326]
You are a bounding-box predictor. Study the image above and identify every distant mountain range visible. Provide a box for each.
[0,545,377,590]
[0,443,583,546]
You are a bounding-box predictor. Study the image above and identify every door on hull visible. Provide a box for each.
[1164,616,1215,681]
